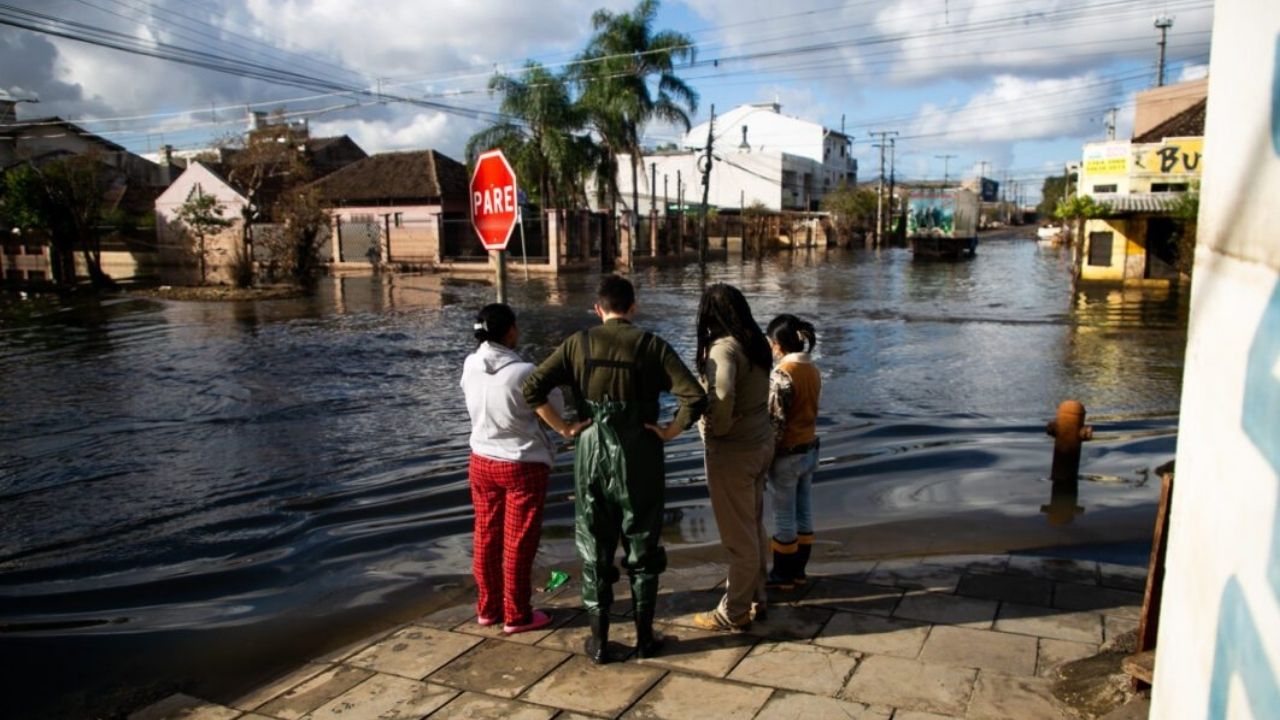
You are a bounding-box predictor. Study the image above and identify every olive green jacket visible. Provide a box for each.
[522,319,707,429]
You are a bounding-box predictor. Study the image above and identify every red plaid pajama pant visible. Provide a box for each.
[469,453,549,625]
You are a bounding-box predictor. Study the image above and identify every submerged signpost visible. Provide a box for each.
[470,149,519,303]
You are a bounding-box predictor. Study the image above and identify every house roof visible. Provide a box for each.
[1093,192,1181,214]
[307,150,468,204]
[1132,98,1206,143]
[0,116,128,152]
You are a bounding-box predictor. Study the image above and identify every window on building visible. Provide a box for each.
[5,269,21,281]
[1151,183,1189,192]
[394,212,403,228]
[27,270,46,281]
[841,144,846,158]
[1088,231,1114,266]
[1092,184,1118,193]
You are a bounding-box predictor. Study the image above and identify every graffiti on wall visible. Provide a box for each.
[906,197,954,236]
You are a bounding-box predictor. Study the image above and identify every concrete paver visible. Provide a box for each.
[428,638,569,698]
[841,655,976,716]
[535,612,638,660]
[634,623,757,677]
[304,674,458,720]
[753,690,893,720]
[955,573,1054,607]
[893,591,998,629]
[728,641,860,696]
[917,625,1038,676]
[866,559,963,593]
[255,664,374,720]
[346,626,482,679]
[814,610,930,659]
[227,663,327,711]
[428,691,558,720]
[145,552,1130,720]
[1007,556,1098,584]
[745,603,834,641]
[799,578,904,616]
[1096,563,1148,592]
[521,655,665,717]
[1104,614,1139,645]
[622,673,772,720]
[806,558,879,582]
[128,694,240,720]
[451,606,579,645]
[1053,582,1143,620]
[1036,638,1100,678]
[966,670,1070,719]
[995,602,1104,644]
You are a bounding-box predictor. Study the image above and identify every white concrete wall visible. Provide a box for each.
[1150,3,1280,718]
[154,162,249,284]
[617,150,788,211]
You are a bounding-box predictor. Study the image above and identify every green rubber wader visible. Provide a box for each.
[573,334,668,618]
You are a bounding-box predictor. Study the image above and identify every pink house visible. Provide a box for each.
[307,150,470,268]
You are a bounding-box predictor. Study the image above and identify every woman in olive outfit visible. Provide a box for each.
[691,283,776,632]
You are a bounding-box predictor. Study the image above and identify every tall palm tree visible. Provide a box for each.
[576,0,697,235]
[465,62,590,208]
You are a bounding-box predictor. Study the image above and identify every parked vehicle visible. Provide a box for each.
[1037,224,1064,244]
[906,188,979,260]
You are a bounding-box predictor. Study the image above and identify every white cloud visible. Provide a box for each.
[1178,63,1209,82]
[312,112,466,154]
[907,73,1116,145]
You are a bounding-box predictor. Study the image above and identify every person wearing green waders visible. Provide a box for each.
[523,275,706,664]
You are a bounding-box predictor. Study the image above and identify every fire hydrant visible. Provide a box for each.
[1047,400,1093,482]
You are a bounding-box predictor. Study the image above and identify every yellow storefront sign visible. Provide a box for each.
[1134,138,1204,176]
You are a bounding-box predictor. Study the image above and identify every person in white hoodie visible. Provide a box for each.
[460,303,570,634]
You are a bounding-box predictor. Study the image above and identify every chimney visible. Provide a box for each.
[160,144,174,185]
[0,99,15,126]
[739,125,750,152]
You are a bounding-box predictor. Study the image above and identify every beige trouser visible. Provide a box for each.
[705,440,775,621]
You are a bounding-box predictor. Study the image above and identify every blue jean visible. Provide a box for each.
[768,446,817,544]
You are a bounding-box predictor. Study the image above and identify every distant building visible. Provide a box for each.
[307,150,470,268]
[613,102,856,213]
[1074,78,1207,284]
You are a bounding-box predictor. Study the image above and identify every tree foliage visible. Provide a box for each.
[176,189,232,284]
[465,62,593,209]
[264,186,329,283]
[1038,173,1075,219]
[0,155,116,288]
[575,0,697,223]
[821,183,878,244]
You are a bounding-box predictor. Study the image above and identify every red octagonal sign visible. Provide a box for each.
[470,149,519,251]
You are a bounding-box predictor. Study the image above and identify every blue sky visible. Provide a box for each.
[1,0,1215,201]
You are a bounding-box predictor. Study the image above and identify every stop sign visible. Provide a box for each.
[470,149,519,251]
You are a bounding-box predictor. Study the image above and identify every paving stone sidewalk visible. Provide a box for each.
[130,552,1146,720]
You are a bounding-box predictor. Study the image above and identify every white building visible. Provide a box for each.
[615,102,856,213]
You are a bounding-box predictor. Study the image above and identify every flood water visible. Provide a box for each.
[0,232,1187,717]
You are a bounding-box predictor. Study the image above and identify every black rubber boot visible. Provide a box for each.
[634,608,665,659]
[794,534,814,585]
[766,538,798,590]
[584,613,611,665]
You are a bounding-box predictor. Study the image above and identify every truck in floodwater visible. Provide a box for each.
[907,188,979,260]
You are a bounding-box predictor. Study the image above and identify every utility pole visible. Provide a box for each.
[663,174,669,254]
[935,154,957,187]
[676,169,683,253]
[698,104,715,270]
[1105,107,1118,140]
[887,138,897,243]
[869,130,898,247]
[1155,15,1175,87]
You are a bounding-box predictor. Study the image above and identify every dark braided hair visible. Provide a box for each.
[695,283,772,375]
[766,314,816,353]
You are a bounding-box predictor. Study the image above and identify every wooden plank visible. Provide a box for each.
[1137,466,1175,654]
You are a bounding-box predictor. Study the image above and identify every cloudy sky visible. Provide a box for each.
[1,0,1214,200]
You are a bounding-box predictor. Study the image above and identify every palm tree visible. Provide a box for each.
[575,0,697,237]
[465,62,590,209]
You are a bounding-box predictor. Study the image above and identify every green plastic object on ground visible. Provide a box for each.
[545,570,570,591]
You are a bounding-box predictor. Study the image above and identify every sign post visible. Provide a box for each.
[469,149,520,303]
[517,189,529,281]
